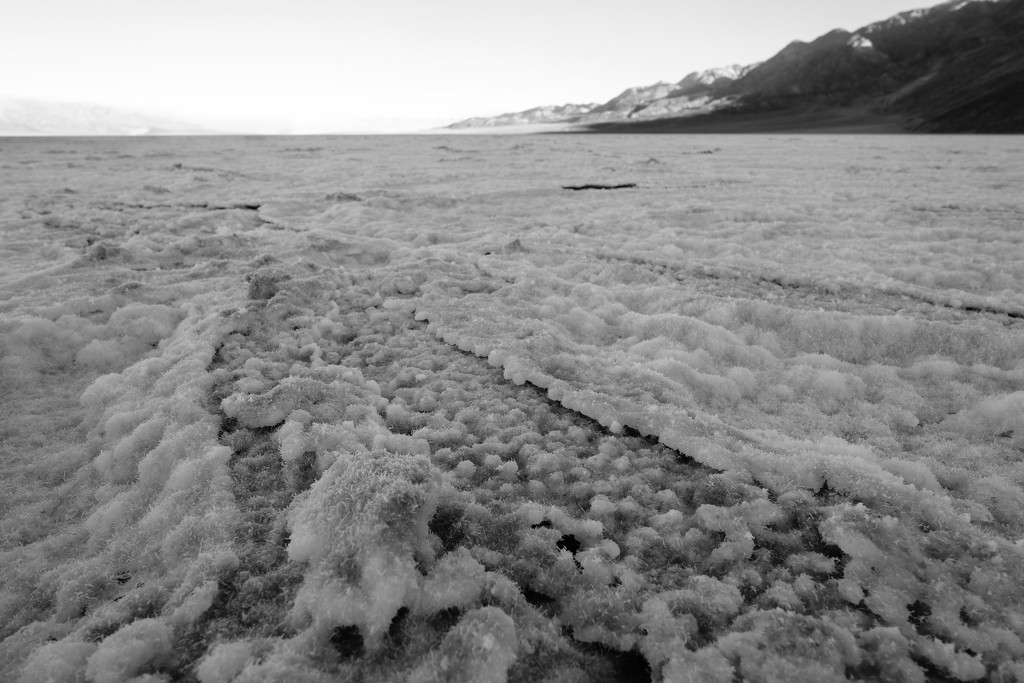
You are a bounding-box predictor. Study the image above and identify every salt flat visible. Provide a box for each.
[2,134,1023,682]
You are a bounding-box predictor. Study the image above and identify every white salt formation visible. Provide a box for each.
[2,135,1023,682]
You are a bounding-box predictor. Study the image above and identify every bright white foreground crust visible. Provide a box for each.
[1,135,1023,682]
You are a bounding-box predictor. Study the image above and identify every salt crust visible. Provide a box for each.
[2,135,1023,682]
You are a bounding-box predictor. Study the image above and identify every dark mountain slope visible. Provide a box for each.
[872,0,1024,131]
[728,30,892,105]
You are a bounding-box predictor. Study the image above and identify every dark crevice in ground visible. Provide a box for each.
[959,303,1023,320]
[593,250,910,315]
[331,625,365,660]
[166,314,312,680]
[427,504,468,553]
[595,250,1024,323]
[407,314,702,470]
[569,642,652,683]
[507,636,653,683]
[562,183,638,191]
[516,374,701,467]
[166,414,305,682]
[68,200,263,212]
[324,191,362,203]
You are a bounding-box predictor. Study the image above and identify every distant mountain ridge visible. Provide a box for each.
[0,97,215,136]
[448,64,754,129]
[451,103,600,129]
[449,0,1024,133]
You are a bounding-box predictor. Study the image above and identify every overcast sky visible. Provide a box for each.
[2,0,937,133]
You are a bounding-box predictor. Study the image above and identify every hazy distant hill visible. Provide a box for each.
[449,0,1024,133]
[447,65,753,130]
[451,103,600,128]
[0,97,215,136]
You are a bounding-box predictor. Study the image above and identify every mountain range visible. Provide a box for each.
[449,0,1024,133]
[0,98,216,136]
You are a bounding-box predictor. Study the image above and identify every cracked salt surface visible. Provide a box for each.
[2,134,1024,682]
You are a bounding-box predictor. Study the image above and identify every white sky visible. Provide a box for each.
[2,0,936,133]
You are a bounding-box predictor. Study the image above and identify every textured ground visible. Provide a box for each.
[1,134,1023,682]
